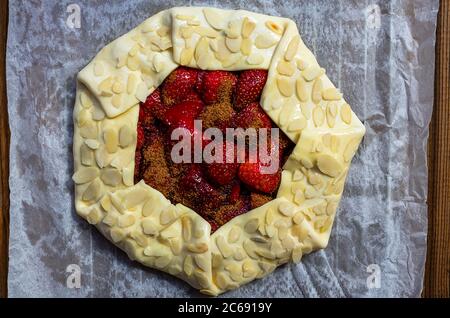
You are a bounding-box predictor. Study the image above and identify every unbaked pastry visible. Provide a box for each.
[72,6,365,295]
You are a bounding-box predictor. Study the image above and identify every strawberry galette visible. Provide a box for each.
[72,7,365,295]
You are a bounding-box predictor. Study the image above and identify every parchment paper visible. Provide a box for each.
[6,0,439,297]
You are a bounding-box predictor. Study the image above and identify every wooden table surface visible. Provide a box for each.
[0,1,448,298]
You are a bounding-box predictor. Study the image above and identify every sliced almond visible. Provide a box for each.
[187,20,200,26]
[80,144,94,166]
[241,17,256,38]
[322,87,342,101]
[156,26,170,37]
[181,216,192,241]
[112,80,124,94]
[160,206,177,225]
[141,218,158,236]
[312,78,323,104]
[214,38,230,62]
[100,194,112,212]
[126,55,140,71]
[316,154,342,178]
[80,92,93,109]
[216,235,233,258]
[180,26,194,39]
[194,26,219,38]
[277,77,294,97]
[302,66,325,82]
[225,36,242,53]
[227,226,241,244]
[343,138,360,162]
[125,74,137,95]
[245,218,259,234]
[86,207,103,225]
[221,53,240,68]
[124,188,148,208]
[240,38,252,56]
[292,246,303,263]
[194,37,209,61]
[183,255,194,276]
[194,255,209,272]
[155,255,172,269]
[265,21,283,35]
[110,228,125,243]
[135,82,148,104]
[340,103,352,124]
[293,211,305,225]
[102,214,117,227]
[104,129,119,154]
[296,58,308,71]
[92,106,105,121]
[180,47,194,65]
[278,202,295,217]
[111,94,122,108]
[203,8,226,30]
[98,77,113,96]
[82,178,102,201]
[285,35,300,61]
[243,239,258,259]
[246,53,264,65]
[118,214,136,228]
[255,34,277,49]
[312,106,325,127]
[73,167,99,184]
[119,125,134,148]
[277,60,295,76]
[288,117,307,132]
[187,242,209,254]
[296,77,309,102]
[100,167,122,186]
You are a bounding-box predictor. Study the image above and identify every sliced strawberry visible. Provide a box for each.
[234,70,268,109]
[234,102,272,130]
[230,182,241,203]
[140,88,168,121]
[205,141,238,186]
[180,165,222,207]
[238,159,281,194]
[136,124,145,150]
[162,100,204,128]
[161,67,198,106]
[201,70,237,104]
[195,70,207,92]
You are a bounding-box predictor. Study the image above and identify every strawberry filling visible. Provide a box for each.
[135,67,294,232]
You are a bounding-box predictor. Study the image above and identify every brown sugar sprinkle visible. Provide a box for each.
[139,130,175,199]
[198,101,235,129]
[134,67,295,233]
[250,192,272,209]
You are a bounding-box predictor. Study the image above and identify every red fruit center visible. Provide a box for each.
[134,67,294,232]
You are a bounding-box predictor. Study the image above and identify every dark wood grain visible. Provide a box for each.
[0,1,448,298]
[0,0,9,299]
[423,0,450,298]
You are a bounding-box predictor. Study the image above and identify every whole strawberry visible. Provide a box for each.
[238,160,281,194]
[161,67,198,106]
[234,70,268,109]
[201,70,237,104]
[205,141,238,186]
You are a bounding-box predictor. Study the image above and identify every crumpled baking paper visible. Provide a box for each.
[6,0,438,297]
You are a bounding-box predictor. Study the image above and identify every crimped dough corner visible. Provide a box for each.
[72,6,365,296]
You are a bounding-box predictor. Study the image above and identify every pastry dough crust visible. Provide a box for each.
[72,6,365,295]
